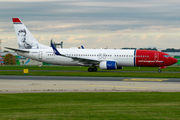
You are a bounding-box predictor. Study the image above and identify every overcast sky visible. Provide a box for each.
[0,0,180,50]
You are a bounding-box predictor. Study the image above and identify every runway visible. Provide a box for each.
[0,76,180,93]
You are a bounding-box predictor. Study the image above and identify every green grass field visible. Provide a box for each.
[0,92,179,120]
[0,65,180,78]
[0,65,180,71]
[1,71,180,78]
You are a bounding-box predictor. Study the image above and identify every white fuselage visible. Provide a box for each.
[17,48,135,67]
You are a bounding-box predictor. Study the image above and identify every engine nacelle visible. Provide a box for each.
[99,61,117,70]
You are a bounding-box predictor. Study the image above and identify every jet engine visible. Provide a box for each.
[99,61,123,70]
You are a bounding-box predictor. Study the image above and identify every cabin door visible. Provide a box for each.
[154,53,159,61]
[39,51,42,60]
[153,53,159,66]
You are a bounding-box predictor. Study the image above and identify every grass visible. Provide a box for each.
[0,92,180,119]
[0,65,180,78]
[0,65,180,71]
[1,71,180,78]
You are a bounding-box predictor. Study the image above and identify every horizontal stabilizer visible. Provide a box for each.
[4,47,29,53]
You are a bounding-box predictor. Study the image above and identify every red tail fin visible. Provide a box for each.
[12,18,22,24]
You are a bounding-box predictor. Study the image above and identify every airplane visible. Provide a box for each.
[5,18,178,72]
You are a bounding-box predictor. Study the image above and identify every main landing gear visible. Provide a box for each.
[88,67,97,72]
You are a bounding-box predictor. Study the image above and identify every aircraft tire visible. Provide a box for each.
[92,67,97,72]
[88,68,93,72]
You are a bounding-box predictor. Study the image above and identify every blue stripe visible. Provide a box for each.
[51,43,61,55]
[13,23,22,24]
[134,49,136,66]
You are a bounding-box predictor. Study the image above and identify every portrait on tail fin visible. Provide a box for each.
[18,29,32,49]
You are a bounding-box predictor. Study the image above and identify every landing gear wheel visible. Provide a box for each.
[88,68,93,72]
[88,67,97,72]
[158,69,161,73]
[92,67,97,72]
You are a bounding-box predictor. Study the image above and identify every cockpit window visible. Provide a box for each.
[164,55,170,57]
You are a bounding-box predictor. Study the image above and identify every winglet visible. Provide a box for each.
[51,43,61,55]
[81,45,84,49]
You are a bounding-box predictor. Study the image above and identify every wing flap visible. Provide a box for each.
[72,57,100,65]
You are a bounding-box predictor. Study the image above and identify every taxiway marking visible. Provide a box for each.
[87,85,147,89]
[123,78,168,82]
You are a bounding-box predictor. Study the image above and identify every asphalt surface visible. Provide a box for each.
[0,76,180,93]
[0,76,180,82]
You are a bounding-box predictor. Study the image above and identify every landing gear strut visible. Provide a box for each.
[158,66,167,73]
[158,69,161,73]
[88,67,97,72]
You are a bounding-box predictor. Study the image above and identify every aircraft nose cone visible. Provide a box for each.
[172,58,178,64]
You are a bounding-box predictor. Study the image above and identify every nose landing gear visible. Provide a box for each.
[158,66,167,73]
[158,69,161,73]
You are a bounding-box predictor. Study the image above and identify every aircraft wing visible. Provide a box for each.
[4,47,30,53]
[71,56,100,65]
[51,43,100,66]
